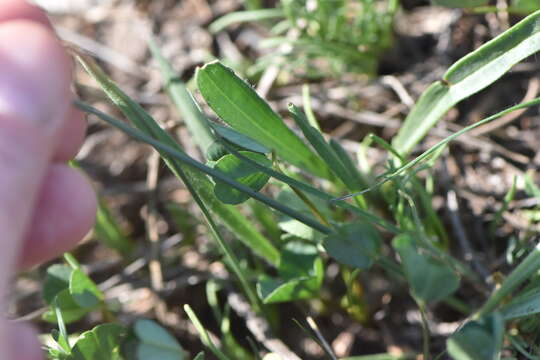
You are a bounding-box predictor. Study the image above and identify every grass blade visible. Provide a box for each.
[148,37,218,158]
[184,305,231,360]
[209,8,284,33]
[289,104,361,190]
[393,10,540,155]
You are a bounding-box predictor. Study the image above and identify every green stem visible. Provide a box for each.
[418,302,431,360]
[217,136,400,234]
[335,97,540,201]
[271,152,331,228]
[76,101,331,235]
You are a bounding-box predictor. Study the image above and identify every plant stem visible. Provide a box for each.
[418,302,431,360]
[76,101,332,235]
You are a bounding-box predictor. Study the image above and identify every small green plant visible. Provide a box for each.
[40,8,540,360]
[210,0,397,76]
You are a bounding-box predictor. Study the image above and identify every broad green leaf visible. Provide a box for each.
[323,222,381,269]
[511,0,540,14]
[196,61,332,179]
[43,264,72,305]
[43,289,94,324]
[393,10,540,155]
[211,123,270,154]
[431,0,488,7]
[258,260,323,303]
[94,199,133,256]
[69,269,103,309]
[71,323,126,360]
[278,241,319,278]
[392,234,460,304]
[276,189,329,241]
[257,242,323,303]
[213,151,271,204]
[78,55,279,267]
[447,313,504,360]
[289,104,360,190]
[134,319,185,360]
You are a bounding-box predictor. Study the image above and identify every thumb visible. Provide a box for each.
[0,20,71,296]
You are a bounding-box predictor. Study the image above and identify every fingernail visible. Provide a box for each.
[0,21,70,130]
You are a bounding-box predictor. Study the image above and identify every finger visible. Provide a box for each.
[7,322,42,360]
[0,0,51,27]
[19,164,96,269]
[53,105,87,161]
[0,20,71,294]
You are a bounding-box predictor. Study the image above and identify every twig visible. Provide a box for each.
[146,151,169,321]
[381,75,415,108]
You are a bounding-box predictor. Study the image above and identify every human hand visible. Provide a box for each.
[0,1,96,358]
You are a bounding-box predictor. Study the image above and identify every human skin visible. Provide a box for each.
[0,0,97,358]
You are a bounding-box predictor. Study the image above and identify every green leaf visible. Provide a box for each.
[193,352,205,360]
[211,122,270,154]
[257,260,323,303]
[392,234,460,304]
[213,151,271,204]
[501,287,540,319]
[69,269,103,309]
[43,289,94,324]
[134,319,185,360]
[43,264,72,305]
[447,313,504,360]
[94,199,133,256]
[209,8,284,33]
[257,242,324,303]
[71,324,126,360]
[393,10,540,155]
[184,305,231,360]
[276,189,329,241]
[278,241,319,278]
[77,55,280,267]
[431,0,488,7]
[511,0,540,14]
[196,61,332,179]
[289,104,360,190]
[148,38,217,158]
[323,222,381,269]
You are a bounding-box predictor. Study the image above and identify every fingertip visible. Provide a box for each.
[20,165,97,269]
[54,105,87,162]
[0,0,52,28]
[0,20,72,129]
